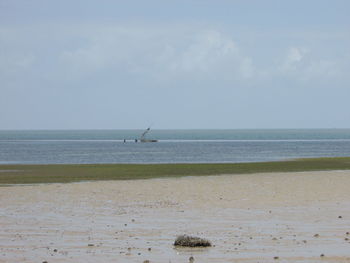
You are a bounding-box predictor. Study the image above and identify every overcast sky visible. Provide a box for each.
[1,0,349,129]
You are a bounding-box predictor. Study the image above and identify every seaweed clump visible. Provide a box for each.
[174,235,212,247]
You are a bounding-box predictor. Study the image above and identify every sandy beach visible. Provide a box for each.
[1,170,350,263]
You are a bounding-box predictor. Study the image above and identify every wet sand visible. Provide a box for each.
[1,170,350,262]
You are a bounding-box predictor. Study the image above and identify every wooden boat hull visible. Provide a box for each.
[140,139,158,143]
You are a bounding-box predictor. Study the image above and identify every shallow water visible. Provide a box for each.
[1,129,350,164]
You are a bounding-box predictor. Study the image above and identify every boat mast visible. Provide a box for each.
[140,127,151,140]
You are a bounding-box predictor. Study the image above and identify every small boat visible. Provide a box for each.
[140,127,158,142]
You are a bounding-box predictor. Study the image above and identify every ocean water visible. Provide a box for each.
[0,129,350,164]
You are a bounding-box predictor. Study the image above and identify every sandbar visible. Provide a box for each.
[1,170,350,262]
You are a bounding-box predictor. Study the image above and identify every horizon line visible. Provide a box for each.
[1,128,350,131]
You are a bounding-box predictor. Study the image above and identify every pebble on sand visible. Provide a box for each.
[174,235,212,247]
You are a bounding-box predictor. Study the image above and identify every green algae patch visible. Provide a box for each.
[1,157,350,185]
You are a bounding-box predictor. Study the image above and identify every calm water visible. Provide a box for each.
[0,129,350,164]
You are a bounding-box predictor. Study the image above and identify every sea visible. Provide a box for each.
[0,129,350,164]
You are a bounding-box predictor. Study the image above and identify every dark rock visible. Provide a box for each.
[174,235,211,247]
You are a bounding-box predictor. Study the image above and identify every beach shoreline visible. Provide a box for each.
[1,170,350,262]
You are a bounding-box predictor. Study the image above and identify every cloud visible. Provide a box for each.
[57,26,347,85]
[287,47,304,63]
[274,46,345,81]
[166,30,238,72]
[1,23,348,90]
[281,47,308,72]
[303,59,341,79]
[57,26,255,82]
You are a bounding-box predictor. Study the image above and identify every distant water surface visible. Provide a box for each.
[0,129,350,164]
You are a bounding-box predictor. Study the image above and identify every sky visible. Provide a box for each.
[1,0,349,129]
